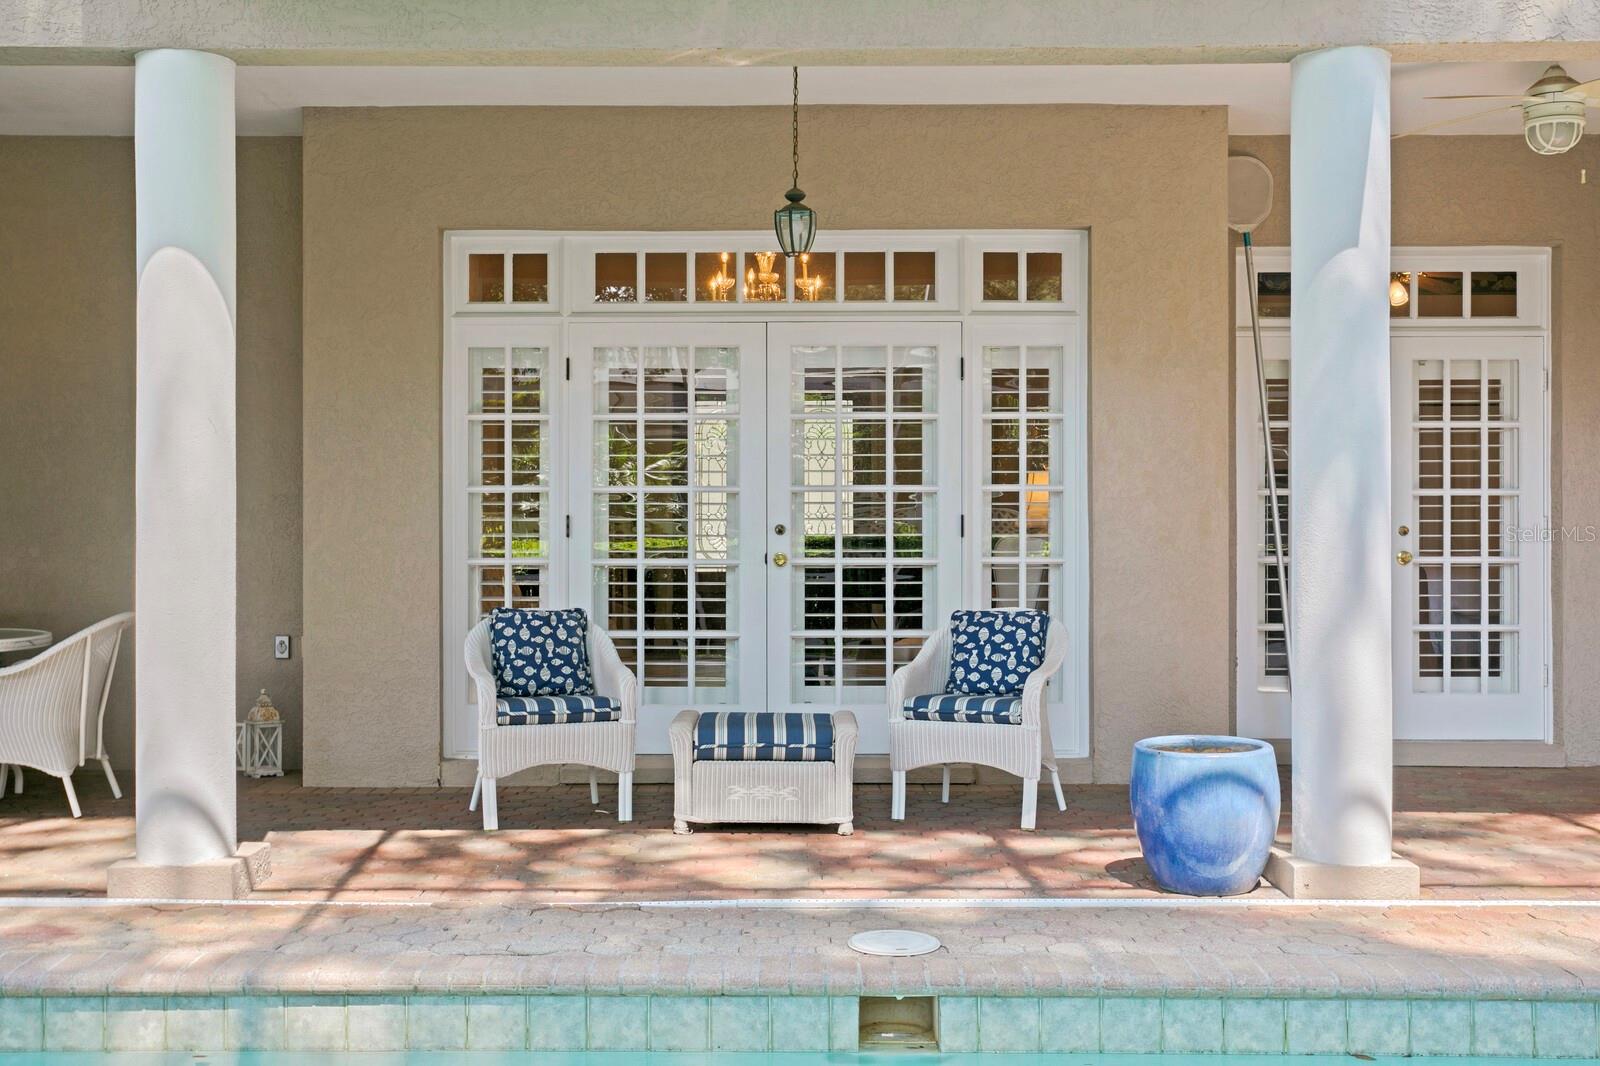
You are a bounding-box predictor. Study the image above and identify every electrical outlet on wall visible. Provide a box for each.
[274,635,291,660]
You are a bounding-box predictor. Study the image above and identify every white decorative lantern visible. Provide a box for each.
[236,689,285,778]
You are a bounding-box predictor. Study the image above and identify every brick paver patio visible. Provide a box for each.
[0,766,1595,901]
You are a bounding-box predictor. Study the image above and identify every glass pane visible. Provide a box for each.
[472,421,505,486]
[893,251,936,301]
[470,347,505,414]
[983,252,1019,301]
[598,348,639,414]
[1487,631,1517,693]
[644,252,689,302]
[473,564,507,618]
[508,422,542,486]
[1471,271,1517,318]
[473,493,506,556]
[508,566,541,610]
[509,348,543,413]
[509,493,542,557]
[694,348,739,413]
[743,251,786,302]
[595,252,637,302]
[1026,251,1063,301]
[985,346,1021,412]
[843,252,886,301]
[1256,272,1290,318]
[1390,271,1412,318]
[1418,271,1463,317]
[696,251,738,303]
[510,254,548,302]
[467,253,504,303]
[794,251,836,302]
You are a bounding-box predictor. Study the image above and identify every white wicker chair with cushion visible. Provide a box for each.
[0,612,133,817]
[465,608,639,830]
[887,608,1068,830]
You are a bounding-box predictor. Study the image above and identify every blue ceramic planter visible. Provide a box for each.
[1130,735,1280,896]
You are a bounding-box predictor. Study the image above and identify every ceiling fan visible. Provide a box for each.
[1396,64,1598,155]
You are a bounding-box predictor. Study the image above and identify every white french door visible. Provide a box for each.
[568,323,770,753]
[1238,332,1549,742]
[1391,335,1548,740]
[569,321,964,754]
[766,322,964,754]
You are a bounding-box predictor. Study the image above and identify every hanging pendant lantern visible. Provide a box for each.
[774,66,817,256]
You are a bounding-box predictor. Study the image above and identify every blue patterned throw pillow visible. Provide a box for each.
[490,607,595,697]
[945,609,1048,696]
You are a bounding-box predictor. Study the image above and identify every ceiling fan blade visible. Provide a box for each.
[1393,104,1521,139]
[1572,77,1600,96]
[1425,93,1529,101]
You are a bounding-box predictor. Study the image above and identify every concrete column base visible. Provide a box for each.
[107,841,271,900]
[1264,847,1420,899]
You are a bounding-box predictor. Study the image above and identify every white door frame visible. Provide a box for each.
[443,230,1091,761]
[1234,246,1552,745]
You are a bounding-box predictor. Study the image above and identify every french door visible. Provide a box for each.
[570,320,963,753]
[1391,334,1547,740]
[1238,332,1549,742]
[766,323,963,754]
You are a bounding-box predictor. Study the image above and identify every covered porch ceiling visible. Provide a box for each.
[0,59,1589,137]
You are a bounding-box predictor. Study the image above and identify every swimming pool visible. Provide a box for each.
[3,1049,1587,1056]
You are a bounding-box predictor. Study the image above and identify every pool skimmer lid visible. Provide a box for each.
[848,929,941,957]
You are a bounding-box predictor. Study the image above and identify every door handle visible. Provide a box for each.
[1396,550,1413,566]
[772,552,788,568]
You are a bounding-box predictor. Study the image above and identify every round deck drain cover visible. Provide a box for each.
[848,929,941,957]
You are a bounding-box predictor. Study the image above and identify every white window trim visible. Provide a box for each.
[1234,245,1552,742]
[444,230,1090,762]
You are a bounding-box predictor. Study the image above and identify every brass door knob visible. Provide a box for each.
[1397,525,1410,537]
[772,552,788,568]
[1396,550,1413,566]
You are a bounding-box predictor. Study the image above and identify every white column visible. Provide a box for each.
[1271,46,1418,898]
[130,50,239,870]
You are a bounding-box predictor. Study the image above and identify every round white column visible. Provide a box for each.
[133,49,238,866]
[1288,46,1394,869]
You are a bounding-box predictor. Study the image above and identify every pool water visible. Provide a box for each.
[0,1054,1588,1065]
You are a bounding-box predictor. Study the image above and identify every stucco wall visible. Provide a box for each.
[0,135,305,771]
[301,104,1233,785]
[1231,134,1600,765]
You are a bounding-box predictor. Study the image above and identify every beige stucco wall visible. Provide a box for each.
[301,104,1233,785]
[0,135,305,771]
[1231,134,1600,765]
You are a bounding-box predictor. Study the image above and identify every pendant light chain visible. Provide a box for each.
[773,64,816,256]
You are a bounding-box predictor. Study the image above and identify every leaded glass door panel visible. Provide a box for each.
[569,323,769,753]
[1391,334,1547,740]
[766,322,963,754]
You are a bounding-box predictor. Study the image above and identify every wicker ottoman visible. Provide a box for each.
[669,709,857,835]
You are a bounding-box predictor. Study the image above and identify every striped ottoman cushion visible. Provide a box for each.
[693,711,835,762]
[903,693,1023,725]
[496,694,620,726]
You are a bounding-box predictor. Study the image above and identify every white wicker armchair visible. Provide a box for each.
[887,611,1068,830]
[0,613,133,817]
[464,616,639,830]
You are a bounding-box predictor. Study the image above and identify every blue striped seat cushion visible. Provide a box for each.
[903,693,1023,725]
[496,694,619,726]
[693,711,835,762]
